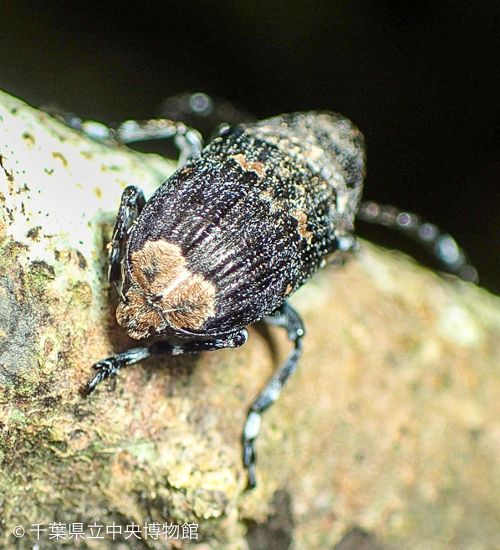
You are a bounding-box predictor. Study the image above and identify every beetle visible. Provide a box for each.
[82,102,476,488]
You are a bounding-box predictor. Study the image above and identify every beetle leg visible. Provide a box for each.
[243,302,305,489]
[160,92,256,141]
[42,105,203,165]
[84,346,150,395]
[115,119,203,165]
[357,201,478,283]
[107,185,146,287]
[84,329,248,395]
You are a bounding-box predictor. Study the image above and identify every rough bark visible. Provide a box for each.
[1,90,499,550]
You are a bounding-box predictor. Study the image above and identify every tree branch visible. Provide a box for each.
[1,90,499,549]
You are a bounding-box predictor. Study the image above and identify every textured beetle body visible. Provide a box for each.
[117,112,365,341]
[84,102,477,488]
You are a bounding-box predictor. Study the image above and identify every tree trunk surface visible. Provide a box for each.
[1,90,499,550]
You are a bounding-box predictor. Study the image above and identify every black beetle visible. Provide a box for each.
[83,106,476,488]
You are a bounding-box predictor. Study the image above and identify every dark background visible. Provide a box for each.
[1,0,499,292]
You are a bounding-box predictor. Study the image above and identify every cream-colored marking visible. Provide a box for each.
[232,154,265,178]
[306,144,323,161]
[156,270,190,300]
[116,240,216,339]
[336,193,349,215]
[290,208,313,243]
[260,189,274,202]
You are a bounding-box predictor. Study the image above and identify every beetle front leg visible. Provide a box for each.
[84,329,248,395]
[116,119,203,165]
[243,302,305,489]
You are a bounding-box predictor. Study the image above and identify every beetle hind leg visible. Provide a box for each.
[84,330,248,395]
[84,346,150,395]
[243,302,305,489]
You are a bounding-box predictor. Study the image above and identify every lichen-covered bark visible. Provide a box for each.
[0,90,499,550]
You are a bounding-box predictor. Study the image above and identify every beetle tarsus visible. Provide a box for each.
[84,346,151,395]
[85,358,119,395]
